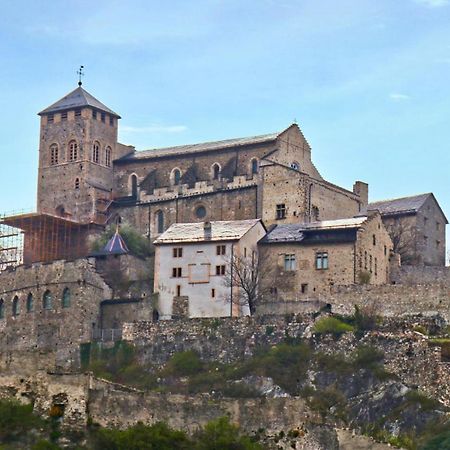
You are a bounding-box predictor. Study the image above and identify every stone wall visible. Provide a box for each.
[390,265,450,286]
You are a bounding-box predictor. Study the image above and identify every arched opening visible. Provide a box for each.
[212,163,221,180]
[156,210,164,234]
[26,293,34,312]
[0,299,4,319]
[12,296,20,317]
[43,290,53,310]
[130,174,138,198]
[62,288,71,308]
[172,168,181,186]
[55,205,65,217]
[290,161,300,171]
[251,158,258,175]
[68,140,78,161]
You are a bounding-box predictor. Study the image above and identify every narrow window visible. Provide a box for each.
[364,251,368,269]
[26,293,34,312]
[62,288,71,308]
[172,169,181,185]
[211,289,216,298]
[172,267,182,278]
[43,290,53,310]
[69,140,78,161]
[92,142,100,163]
[109,116,114,126]
[12,296,20,317]
[75,178,80,190]
[61,111,68,121]
[47,114,54,123]
[176,285,181,297]
[173,248,183,258]
[270,287,278,295]
[369,255,373,273]
[284,254,296,271]
[374,258,378,277]
[75,108,82,117]
[372,234,376,246]
[316,252,329,270]
[276,204,286,219]
[101,112,106,123]
[0,299,4,319]
[251,158,258,174]
[93,110,97,120]
[212,163,220,180]
[156,210,164,234]
[216,245,226,256]
[50,144,59,165]
[301,283,308,294]
[384,245,387,256]
[105,146,112,167]
[215,265,226,276]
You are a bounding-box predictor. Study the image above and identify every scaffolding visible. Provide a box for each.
[0,210,101,272]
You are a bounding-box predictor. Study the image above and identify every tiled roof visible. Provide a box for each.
[261,217,367,243]
[154,219,261,244]
[368,193,431,216]
[117,132,279,161]
[39,86,121,118]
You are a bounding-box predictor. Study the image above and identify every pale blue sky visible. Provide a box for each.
[0,0,448,255]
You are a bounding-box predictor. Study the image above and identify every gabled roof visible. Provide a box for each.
[154,219,262,244]
[368,193,431,216]
[260,217,367,244]
[39,86,121,118]
[117,132,279,162]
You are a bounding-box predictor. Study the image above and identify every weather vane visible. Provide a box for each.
[77,65,84,87]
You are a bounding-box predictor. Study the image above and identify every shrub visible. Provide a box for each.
[420,428,450,450]
[0,399,45,441]
[358,271,371,284]
[406,390,441,412]
[193,416,263,450]
[32,441,61,450]
[312,316,355,338]
[165,350,204,377]
[352,345,384,370]
[306,387,348,420]
[353,304,378,333]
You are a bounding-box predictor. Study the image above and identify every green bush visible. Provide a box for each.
[32,441,61,450]
[306,386,348,420]
[0,399,45,442]
[420,429,450,450]
[406,390,441,412]
[91,224,152,259]
[352,345,384,370]
[193,416,263,450]
[312,316,355,337]
[353,305,377,333]
[165,350,204,377]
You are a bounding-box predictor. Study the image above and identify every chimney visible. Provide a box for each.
[353,181,368,208]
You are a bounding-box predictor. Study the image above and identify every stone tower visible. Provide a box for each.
[37,86,121,224]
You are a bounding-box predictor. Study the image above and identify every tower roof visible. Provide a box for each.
[38,86,121,118]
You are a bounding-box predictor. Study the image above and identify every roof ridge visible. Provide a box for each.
[368,193,431,205]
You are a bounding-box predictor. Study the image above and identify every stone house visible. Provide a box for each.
[153,219,266,319]
[368,193,448,266]
[258,213,393,302]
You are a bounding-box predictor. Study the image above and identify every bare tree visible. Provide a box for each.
[385,219,419,265]
[223,247,272,315]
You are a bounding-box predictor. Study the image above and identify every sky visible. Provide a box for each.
[0,0,448,257]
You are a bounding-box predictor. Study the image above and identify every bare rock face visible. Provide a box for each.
[234,375,290,398]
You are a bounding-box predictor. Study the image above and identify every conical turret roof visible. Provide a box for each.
[102,230,129,255]
[39,86,121,118]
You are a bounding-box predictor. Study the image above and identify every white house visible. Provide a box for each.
[153,219,266,319]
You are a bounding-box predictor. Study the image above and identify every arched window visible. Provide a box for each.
[62,288,71,308]
[212,163,221,180]
[12,296,20,317]
[50,144,59,165]
[92,141,100,164]
[105,146,112,167]
[290,161,300,171]
[251,158,258,175]
[43,290,53,310]
[156,210,164,234]
[75,178,80,190]
[26,293,34,312]
[68,140,78,161]
[171,168,181,186]
[0,299,4,319]
[130,174,138,198]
